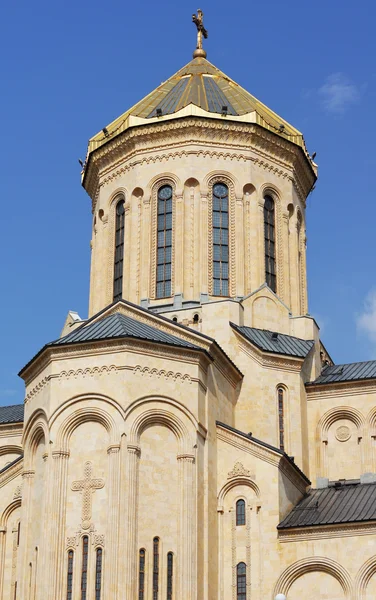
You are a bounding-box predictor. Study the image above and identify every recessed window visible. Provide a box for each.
[139,549,145,600]
[113,199,125,301]
[81,536,89,600]
[237,562,246,600]
[66,550,74,600]
[153,537,159,600]
[167,552,173,600]
[193,313,199,323]
[278,387,285,451]
[264,195,276,293]
[212,183,229,296]
[156,186,173,298]
[95,548,103,600]
[236,499,246,526]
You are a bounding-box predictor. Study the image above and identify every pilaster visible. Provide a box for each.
[177,453,196,599]
[124,444,140,598]
[200,194,209,296]
[48,450,69,600]
[18,469,35,599]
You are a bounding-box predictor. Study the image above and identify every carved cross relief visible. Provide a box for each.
[71,461,105,530]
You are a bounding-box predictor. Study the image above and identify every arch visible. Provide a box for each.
[126,396,198,454]
[317,406,365,440]
[22,409,49,467]
[355,555,376,598]
[218,477,261,508]
[203,170,239,194]
[259,183,282,203]
[107,187,127,209]
[0,445,22,457]
[273,557,353,599]
[56,405,119,451]
[184,177,199,189]
[0,499,22,530]
[367,407,376,433]
[49,393,124,430]
[243,183,256,196]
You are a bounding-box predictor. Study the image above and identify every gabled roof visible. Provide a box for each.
[87,57,304,154]
[0,404,24,425]
[216,421,310,485]
[230,323,314,359]
[310,360,376,385]
[50,312,201,350]
[278,481,376,529]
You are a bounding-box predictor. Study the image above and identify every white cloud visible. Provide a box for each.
[356,289,376,345]
[318,73,361,115]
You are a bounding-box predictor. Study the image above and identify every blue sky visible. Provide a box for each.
[1,0,375,406]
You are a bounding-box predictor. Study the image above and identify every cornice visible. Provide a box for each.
[217,425,281,468]
[237,337,303,373]
[306,379,376,400]
[0,458,23,489]
[0,423,23,439]
[278,457,308,495]
[83,118,315,210]
[278,520,376,542]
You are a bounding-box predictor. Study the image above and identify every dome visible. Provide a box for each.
[86,56,307,157]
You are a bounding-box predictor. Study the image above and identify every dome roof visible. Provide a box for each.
[87,56,306,155]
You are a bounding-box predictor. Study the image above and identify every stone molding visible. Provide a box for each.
[278,520,376,542]
[237,338,303,373]
[307,379,376,399]
[0,459,23,488]
[133,365,192,384]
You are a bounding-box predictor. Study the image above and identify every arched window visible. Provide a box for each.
[95,548,103,600]
[167,552,173,600]
[236,499,246,526]
[66,550,74,600]
[113,199,125,301]
[156,185,173,298]
[81,536,89,600]
[264,195,276,293]
[212,182,229,296]
[139,549,145,600]
[237,562,246,600]
[153,537,159,600]
[278,387,285,451]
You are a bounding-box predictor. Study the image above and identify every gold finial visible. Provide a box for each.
[192,9,208,59]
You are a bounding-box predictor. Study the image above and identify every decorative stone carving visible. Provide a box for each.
[228,462,250,479]
[71,462,105,530]
[13,485,22,500]
[133,365,192,383]
[335,426,351,442]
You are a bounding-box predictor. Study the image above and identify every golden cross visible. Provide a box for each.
[71,461,105,530]
[192,9,208,53]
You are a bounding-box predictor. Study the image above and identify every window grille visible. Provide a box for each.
[264,195,276,292]
[139,549,145,600]
[67,550,74,600]
[153,537,159,600]
[237,562,246,600]
[167,552,173,600]
[212,183,229,296]
[95,548,102,600]
[81,536,89,600]
[236,499,246,526]
[113,199,125,301]
[156,185,173,298]
[278,387,285,451]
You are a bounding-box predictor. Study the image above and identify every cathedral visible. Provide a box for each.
[1,11,376,600]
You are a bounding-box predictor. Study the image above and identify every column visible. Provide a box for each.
[0,528,6,600]
[177,454,196,599]
[37,452,50,600]
[282,211,291,309]
[104,444,121,599]
[235,195,244,297]
[244,193,252,295]
[288,214,299,315]
[124,200,132,300]
[47,450,69,600]
[124,444,140,599]
[174,192,184,295]
[301,231,308,314]
[141,195,151,301]
[18,469,35,600]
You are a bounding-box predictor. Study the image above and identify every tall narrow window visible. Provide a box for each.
[67,550,74,600]
[213,183,229,296]
[167,552,173,600]
[278,387,285,451]
[156,185,173,298]
[237,562,246,600]
[113,199,125,301]
[153,537,159,600]
[95,548,103,600]
[236,499,246,526]
[264,195,276,292]
[81,536,89,600]
[139,549,145,600]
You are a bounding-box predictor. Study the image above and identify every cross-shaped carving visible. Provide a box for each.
[71,461,105,530]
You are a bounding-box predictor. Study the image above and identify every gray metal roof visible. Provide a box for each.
[278,481,376,529]
[0,404,24,424]
[311,360,376,385]
[51,313,202,350]
[0,455,23,475]
[230,323,314,358]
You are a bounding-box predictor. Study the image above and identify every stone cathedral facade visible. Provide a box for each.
[1,22,376,600]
